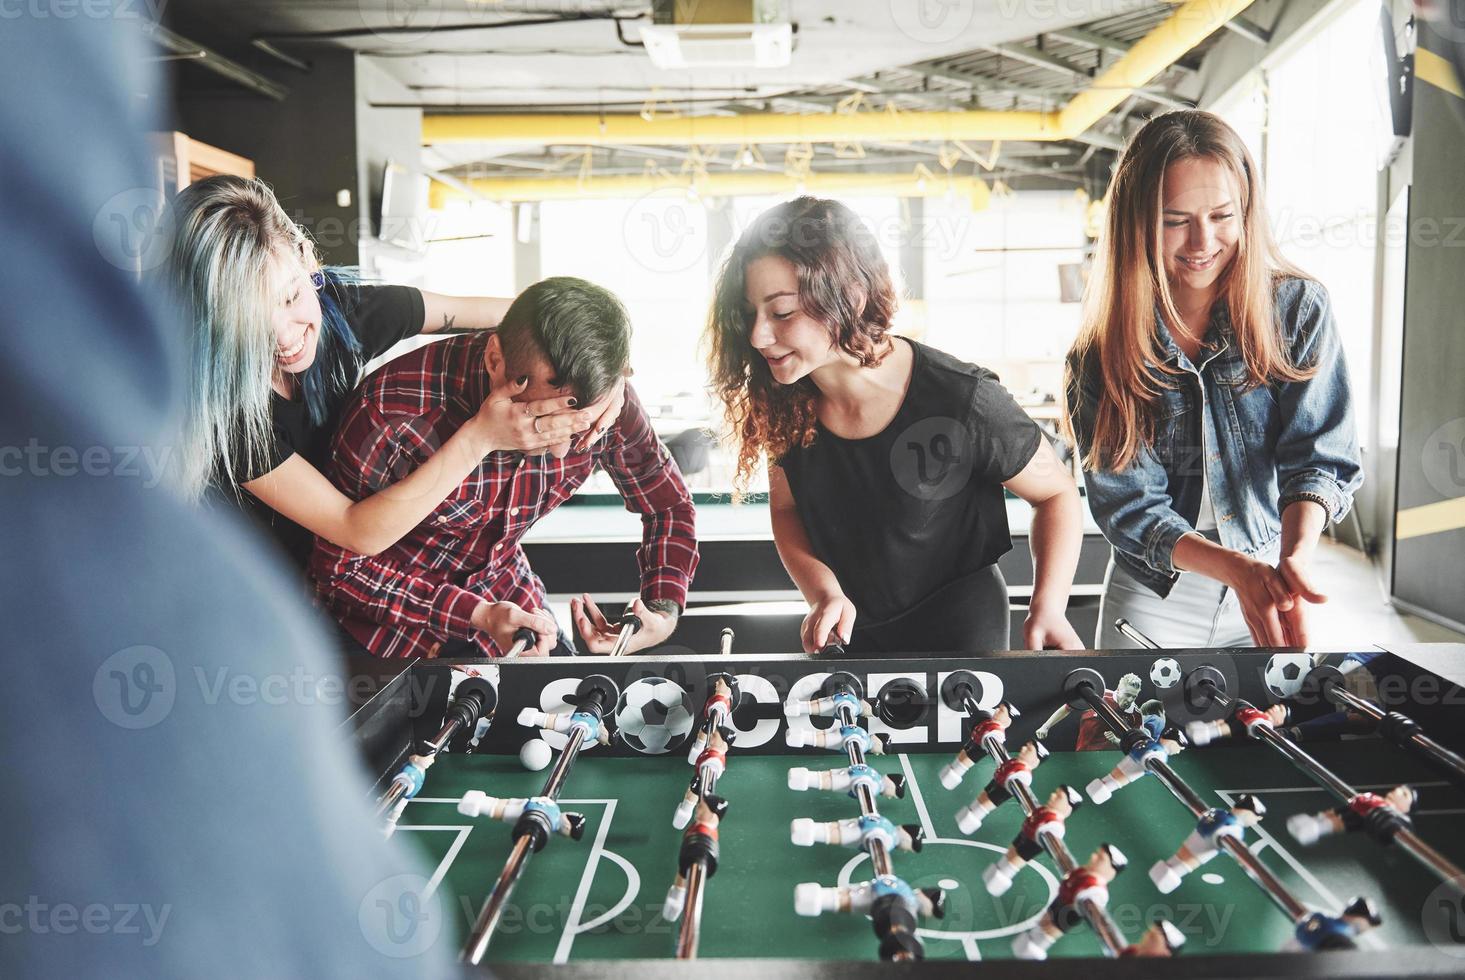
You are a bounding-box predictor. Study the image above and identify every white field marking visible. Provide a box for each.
[962,936,982,960]
[839,759,1059,946]
[555,799,629,964]
[390,824,472,900]
[1215,790,1383,951]
[573,849,640,934]
[898,754,938,841]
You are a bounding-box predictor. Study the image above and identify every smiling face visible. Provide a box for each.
[743,254,840,385]
[1160,155,1242,298]
[268,250,323,376]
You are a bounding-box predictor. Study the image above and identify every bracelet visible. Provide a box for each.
[1281,491,1332,516]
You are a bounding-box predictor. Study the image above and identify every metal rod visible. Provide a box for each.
[1081,686,1311,922]
[980,723,1128,956]
[1203,683,1465,893]
[719,628,735,657]
[1324,685,1465,791]
[463,719,590,964]
[675,859,708,958]
[609,613,641,658]
[1114,618,1159,649]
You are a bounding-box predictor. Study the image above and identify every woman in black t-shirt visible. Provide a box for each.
[162,176,622,586]
[707,197,1085,654]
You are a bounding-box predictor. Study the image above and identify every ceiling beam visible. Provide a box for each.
[977,42,1094,80]
[1222,15,1272,45]
[1047,26,1199,75]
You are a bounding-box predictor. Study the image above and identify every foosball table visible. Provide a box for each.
[346,639,1465,978]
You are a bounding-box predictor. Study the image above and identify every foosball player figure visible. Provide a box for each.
[1121,917,1187,957]
[795,874,944,960]
[791,813,924,853]
[984,784,1084,896]
[517,706,612,747]
[787,763,906,799]
[686,675,738,763]
[1288,897,1382,951]
[1186,701,1289,747]
[457,791,588,841]
[1150,794,1266,893]
[1085,725,1186,804]
[955,739,1048,834]
[663,794,729,921]
[674,729,729,829]
[1011,843,1128,960]
[788,723,890,756]
[1287,785,1418,846]
[939,701,1019,789]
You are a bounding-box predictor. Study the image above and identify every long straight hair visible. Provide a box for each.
[1064,110,1314,472]
[706,197,898,488]
[159,175,360,500]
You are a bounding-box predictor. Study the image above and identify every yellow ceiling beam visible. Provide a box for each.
[429,169,991,210]
[421,0,1255,149]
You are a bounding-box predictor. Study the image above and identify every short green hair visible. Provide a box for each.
[497,276,631,405]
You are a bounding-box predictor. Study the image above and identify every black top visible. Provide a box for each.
[228,283,425,570]
[778,339,1043,625]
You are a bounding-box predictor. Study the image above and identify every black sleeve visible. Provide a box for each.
[339,283,425,362]
[967,367,1044,483]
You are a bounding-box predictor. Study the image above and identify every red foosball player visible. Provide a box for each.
[1150,794,1266,893]
[1186,702,1288,747]
[955,739,1048,835]
[938,701,1019,789]
[1011,843,1128,960]
[1121,917,1187,957]
[663,794,729,922]
[674,729,729,829]
[984,784,1084,896]
[1287,785,1417,846]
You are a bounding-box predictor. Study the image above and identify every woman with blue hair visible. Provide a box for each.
[161,175,623,584]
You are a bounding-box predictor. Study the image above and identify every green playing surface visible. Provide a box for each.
[393,739,1462,963]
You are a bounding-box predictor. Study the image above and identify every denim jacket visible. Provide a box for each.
[1067,276,1363,598]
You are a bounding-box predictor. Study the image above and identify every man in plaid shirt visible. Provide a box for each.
[311,277,699,658]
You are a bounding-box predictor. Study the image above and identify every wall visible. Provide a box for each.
[1391,20,1465,631]
[173,49,361,266]
[355,58,427,283]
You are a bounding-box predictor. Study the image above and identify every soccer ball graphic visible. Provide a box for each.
[614,677,695,754]
[1149,658,1182,690]
[1264,653,1313,699]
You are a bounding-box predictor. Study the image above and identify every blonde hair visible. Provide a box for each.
[158,175,317,500]
[1064,110,1314,472]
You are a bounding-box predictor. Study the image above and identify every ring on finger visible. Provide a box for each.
[532,416,543,434]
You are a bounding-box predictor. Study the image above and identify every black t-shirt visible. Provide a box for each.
[778,339,1043,625]
[223,283,425,570]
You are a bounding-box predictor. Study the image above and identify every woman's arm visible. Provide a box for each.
[769,464,856,653]
[420,291,513,334]
[244,385,595,556]
[1171,533,1295,646]
[1003,439,1085,650]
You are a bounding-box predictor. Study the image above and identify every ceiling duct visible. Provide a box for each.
[640,0,792,70]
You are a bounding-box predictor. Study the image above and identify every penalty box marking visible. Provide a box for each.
[402,796,640,964]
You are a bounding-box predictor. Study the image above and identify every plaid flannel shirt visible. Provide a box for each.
[310,332,698,658]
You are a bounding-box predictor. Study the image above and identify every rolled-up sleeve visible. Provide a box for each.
[596,386,699,609]
[1274,282,1363,523]
[1066,354,1192,578]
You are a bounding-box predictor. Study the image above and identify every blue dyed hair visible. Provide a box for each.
[300,266,364,427]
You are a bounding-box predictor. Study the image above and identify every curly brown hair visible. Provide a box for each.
[706,197,899,488]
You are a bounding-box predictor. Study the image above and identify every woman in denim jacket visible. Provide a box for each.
[1064,110,1362,649]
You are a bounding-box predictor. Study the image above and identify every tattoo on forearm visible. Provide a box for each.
[441,313,456,331]
[644,598,681,623]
